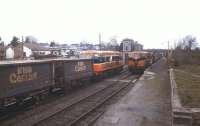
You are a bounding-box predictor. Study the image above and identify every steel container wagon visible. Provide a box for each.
[54,58,93,89]
[0,60,53,108]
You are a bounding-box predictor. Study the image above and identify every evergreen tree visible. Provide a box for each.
[10,36,19,47]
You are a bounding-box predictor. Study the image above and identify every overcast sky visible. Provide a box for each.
[0,0,200,49]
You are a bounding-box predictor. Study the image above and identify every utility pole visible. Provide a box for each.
[167,41,173,66]
[174,41,177,49]
[21,36,24,43]
[21,36,24,59]
[99,33,101,50]
[167,41,169,65]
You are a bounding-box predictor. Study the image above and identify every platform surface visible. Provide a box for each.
[93,58,172,126]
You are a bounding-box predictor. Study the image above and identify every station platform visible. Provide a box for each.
[93,58,172,126]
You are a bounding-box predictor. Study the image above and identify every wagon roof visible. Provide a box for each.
[0,59,53,65]
[52,57,91,61]
[0,58,92,66]
[128,51,152,54]
[80,50,122,56]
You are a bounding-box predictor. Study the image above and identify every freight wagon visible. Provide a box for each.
[54,58,93,90]
[0,60,53,109]
[0,58,94,109]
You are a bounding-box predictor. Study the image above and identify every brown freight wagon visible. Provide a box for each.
[54,58,93,89]
[0,58,94,109]
[0,60,54,108]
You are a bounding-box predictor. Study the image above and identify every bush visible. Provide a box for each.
[172,50,200,66]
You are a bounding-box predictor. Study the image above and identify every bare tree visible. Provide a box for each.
[0,42,4,46]
[0,37,4,46]
[183,35,197,51]
[25,36,38,43]
[50,41,56,47]
[176,35,198,51]
[176,40,185,50]
[173,35,199,66]
[106,37,119,51]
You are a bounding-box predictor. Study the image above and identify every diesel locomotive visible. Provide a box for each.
[80,50,123,76]
[127,51,153,74]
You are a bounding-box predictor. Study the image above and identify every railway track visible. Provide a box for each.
[0,71,131,126]
[73,77,139,126]
[32,74,136,126]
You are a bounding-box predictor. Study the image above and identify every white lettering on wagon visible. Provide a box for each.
[75,62,86,72]
[9,66,38,84]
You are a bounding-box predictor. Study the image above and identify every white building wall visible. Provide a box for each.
[123,41,132,52]
[23,46,32,57]
[6,47,14,59]
[45,51,51,55]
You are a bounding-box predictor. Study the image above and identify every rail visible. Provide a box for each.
[33,75,136,126]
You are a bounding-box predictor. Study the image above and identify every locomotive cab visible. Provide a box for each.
[128,51,152,74]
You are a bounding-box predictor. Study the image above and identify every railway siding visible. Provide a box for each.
[0,71,131,126]
[33,75,135,126]
[69,77,138,126]
[4,80,117,126]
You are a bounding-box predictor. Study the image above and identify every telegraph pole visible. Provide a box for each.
[21,36,24,59]
[99,33,101,50]
[167,41,173,66]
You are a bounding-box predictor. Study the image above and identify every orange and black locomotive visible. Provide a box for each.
[127,51,153,74]
[80,50,123,76]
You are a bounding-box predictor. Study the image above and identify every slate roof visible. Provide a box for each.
[24,43,49,51]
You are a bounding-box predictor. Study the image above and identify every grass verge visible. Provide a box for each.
[174,65,200,108]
